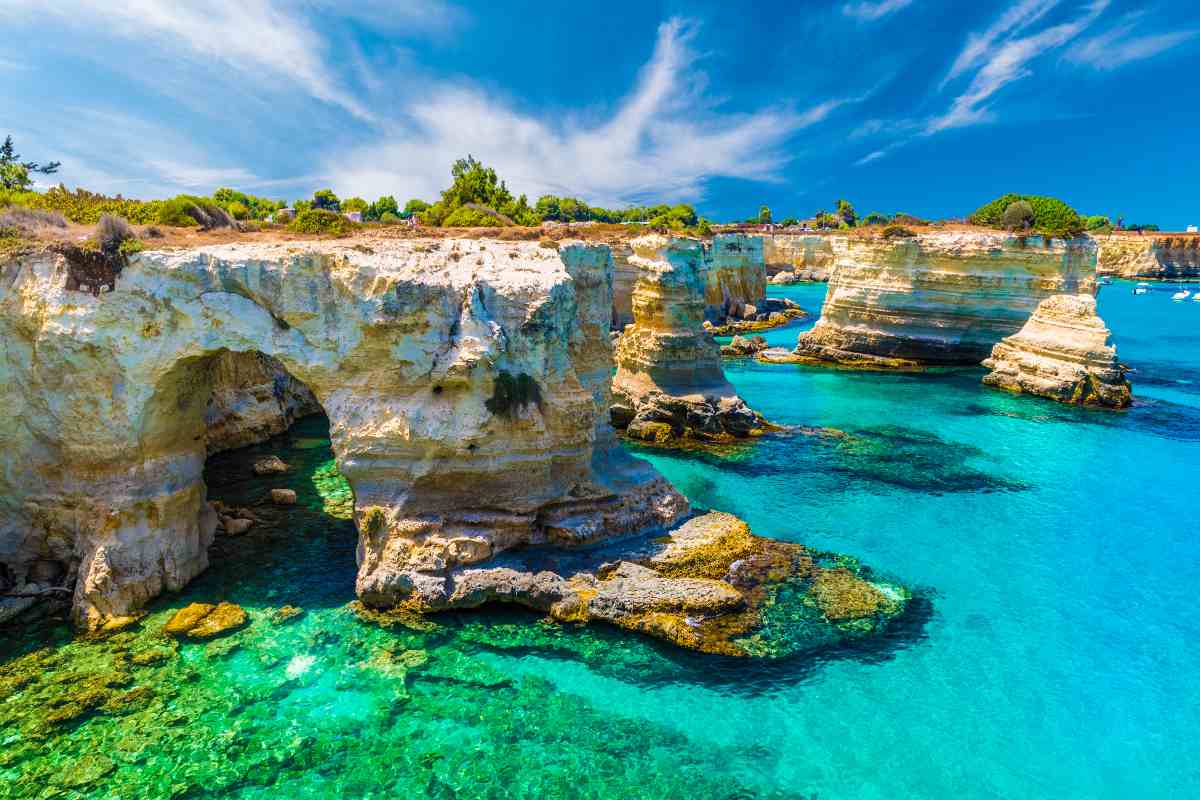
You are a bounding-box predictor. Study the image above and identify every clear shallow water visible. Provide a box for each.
[3,280,1198,799]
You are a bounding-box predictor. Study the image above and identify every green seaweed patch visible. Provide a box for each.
[485,370,541,417]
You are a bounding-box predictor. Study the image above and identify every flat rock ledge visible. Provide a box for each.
[982,293,1132,408]
[757,347,923,371]
[364,511,909,658]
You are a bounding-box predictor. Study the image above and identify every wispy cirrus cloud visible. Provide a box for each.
[0,0,459,123]
[841,0,914,21]
[926,0,1110,133]
[327,18,864,206]
[1066,13,1198,70]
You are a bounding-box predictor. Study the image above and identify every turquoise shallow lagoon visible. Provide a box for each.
[3,280,1198,799]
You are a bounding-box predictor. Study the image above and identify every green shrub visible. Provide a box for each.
[969,193,1083,238]
[442,206,506,227]
[1002,201,1035,231]
[862,212,890,226]
[287,208,358,236]
[379,211,400,224]
[1084,214,1111,230]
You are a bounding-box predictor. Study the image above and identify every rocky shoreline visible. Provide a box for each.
[0,236,909,657]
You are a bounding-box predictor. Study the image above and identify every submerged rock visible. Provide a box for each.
[164,601,247,639]
[270,488,297,505]
[611,235,769,444]
[253,455,290,476]
[786,231,1097,367]
[982,293,1132,408]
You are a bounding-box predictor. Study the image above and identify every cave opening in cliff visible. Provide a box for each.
[142,348,360,611]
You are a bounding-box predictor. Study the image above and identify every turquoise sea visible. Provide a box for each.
[2,280,1198,799]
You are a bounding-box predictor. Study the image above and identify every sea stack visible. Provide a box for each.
[776,231,1097,368]
[610,235,768,443]
[982,293,1132,408]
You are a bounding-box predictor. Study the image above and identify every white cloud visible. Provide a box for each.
[842,0,914,22]
[927,1,1110,133]
[1066,15,1198,70]
[326,18,861,206]
[941,0,1061,87]
[0,0,462,122]
[854,149,890,166]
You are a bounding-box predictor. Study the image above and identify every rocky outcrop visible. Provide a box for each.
[0,238,685,629]
[0,237,911,655]
[982,294,1132,408]
[761,234,845,281]
[720,334,768,357]
[426,510,910,658]
[611,234,774,330]
[610,235,768,444]
[1096,235,1200,279]
[704,234,767,321]
[779,232,1097,368]
[204,351,320,454]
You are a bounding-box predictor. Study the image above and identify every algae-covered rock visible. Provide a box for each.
[164,601,248,640]
[190,603,248,639]
[271,605,305,625]
[163,603,216,636]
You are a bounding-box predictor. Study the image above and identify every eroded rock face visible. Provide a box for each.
[0,239,686,628]
[982,294,1132,408]
[1097,235,1200,279]
[784,232,1098,368]
[761,234,845,282]
[205,351,320,454]
[611,235,767,443]
[611,234,768,330]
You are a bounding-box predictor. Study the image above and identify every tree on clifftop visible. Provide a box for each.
[1,135,62,191]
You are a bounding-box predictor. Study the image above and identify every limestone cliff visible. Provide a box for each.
[982,294,1131,408]
[1096,235,1200,279]
[0,239,687,629]
[761,234,845,282]
[780,232,1097,368]
[610,235,767,443]
[205,351,321,454]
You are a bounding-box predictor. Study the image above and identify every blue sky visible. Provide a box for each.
[2,0,1197,227]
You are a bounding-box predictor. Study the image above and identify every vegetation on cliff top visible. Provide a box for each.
[969,193,1085,238]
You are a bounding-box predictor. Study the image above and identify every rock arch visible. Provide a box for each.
[0,240,686,628]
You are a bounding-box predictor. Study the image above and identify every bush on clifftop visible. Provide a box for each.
[1002,201,1035,232]
[969,193,1084,238]
[287,208,358,236]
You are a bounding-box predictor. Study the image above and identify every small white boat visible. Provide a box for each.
[1172,289,1191,301]
[1193,293,1200,302]
[1134,286,1149,295]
